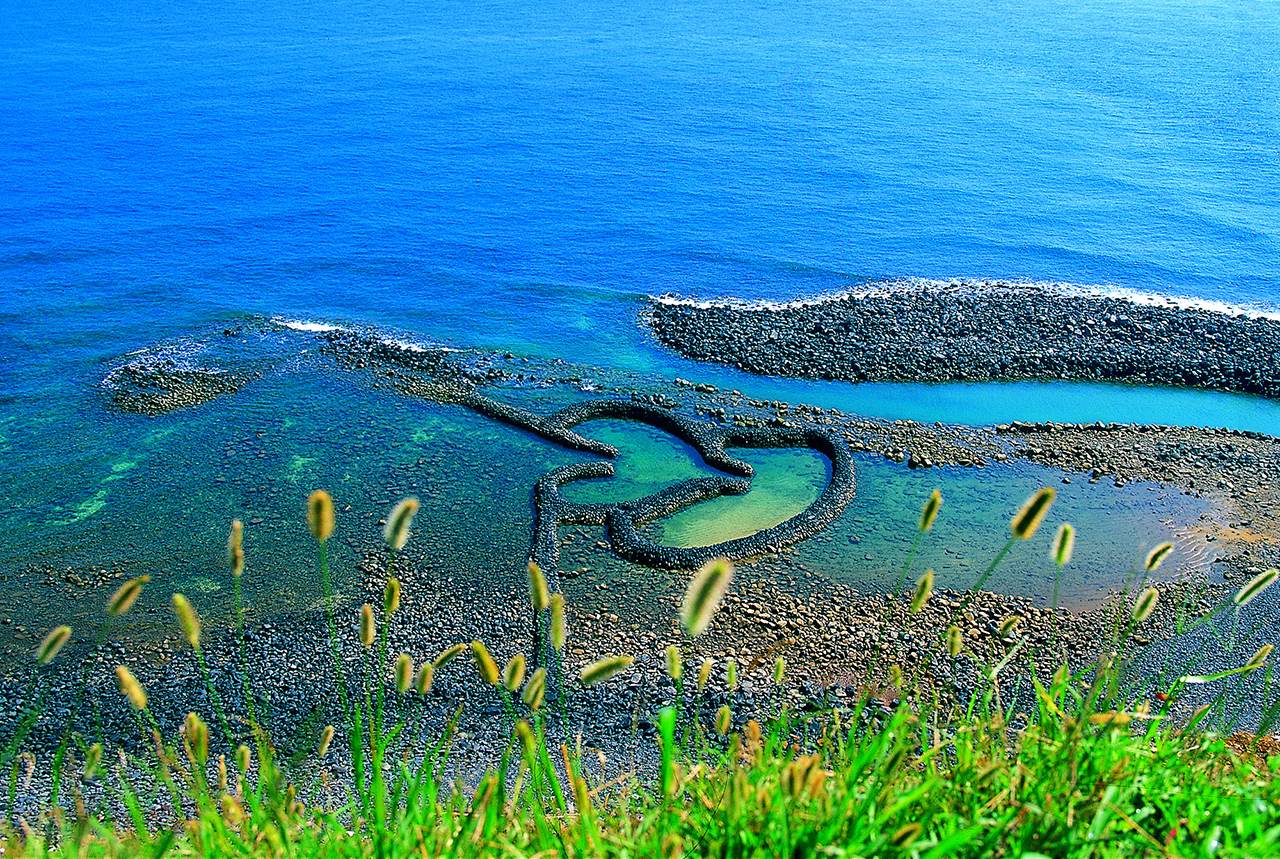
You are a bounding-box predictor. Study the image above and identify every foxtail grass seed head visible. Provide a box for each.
[774,655,786,685]
[227,519,245,577]
[681,558,733,638]
[36,625,71,665]
[946,625,963,658]
[919,489,942,532]
[503,653,527,692]
[725,658,738,690]
[236,745,252,775]
[394,653,413,694]
[1011,488,1056,540]
[665,645,682,682]
[1245,644,1274,673]
[910,569,934,615]
[522,668,547,711]
[715,705,732,736]
[1144,542,1174,573]
[434,643,466,669]
[890,824,923,849]
[1234,567,1280,606]
[84,743,102,781]
[698,658,714,692]
[359,604,375,647]
[383,497,420,550]
[550,593,566,651]
[579,655,633,687]
[383,576,401,616]
[414,661,434,695]
[307,490,335,544]
[1132,587,1160,623]
[471,640,500,686]
[184,712,209,765]
[317,725,335,758]
[107,575,149,617]
[515,720,536,758]
[115,665,147,710]
[171,594,201,648]
[1052,522,1075,568]
[998,616,1022,637]
[217,754,227,792]
[528,561,550,612]
[889,664,903,688]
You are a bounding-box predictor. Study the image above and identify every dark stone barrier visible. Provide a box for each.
[457,394,856,588]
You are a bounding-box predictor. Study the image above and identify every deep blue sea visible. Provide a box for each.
[1,0,1278,639]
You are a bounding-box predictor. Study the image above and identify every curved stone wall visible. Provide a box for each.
[464,393,856,586]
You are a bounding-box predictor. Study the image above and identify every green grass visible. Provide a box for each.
[2,488,1279,858]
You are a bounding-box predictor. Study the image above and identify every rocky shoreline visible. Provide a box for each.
[53,311,1280,816]
[648,282,1280,395]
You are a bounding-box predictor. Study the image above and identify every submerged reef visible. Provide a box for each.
[649,282,1280,396]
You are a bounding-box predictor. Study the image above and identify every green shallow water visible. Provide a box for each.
[0,363,1225,665]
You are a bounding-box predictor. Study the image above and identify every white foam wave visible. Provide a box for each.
[271,317,347,333]
[653,278,1280,321]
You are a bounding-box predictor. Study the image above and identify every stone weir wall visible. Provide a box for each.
[457,394,856,589]
[649,284,1280,397]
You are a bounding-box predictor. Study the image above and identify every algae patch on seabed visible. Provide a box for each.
[286,453,318,481]
[646,446,827,548]
[558,420,709,507]
[58,489,109,525]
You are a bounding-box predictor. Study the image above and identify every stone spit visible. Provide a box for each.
[649,281,1280,395]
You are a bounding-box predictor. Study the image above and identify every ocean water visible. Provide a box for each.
[1,0,1277,642]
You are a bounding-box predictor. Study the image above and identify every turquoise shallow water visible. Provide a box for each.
[0,0,1276,640]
